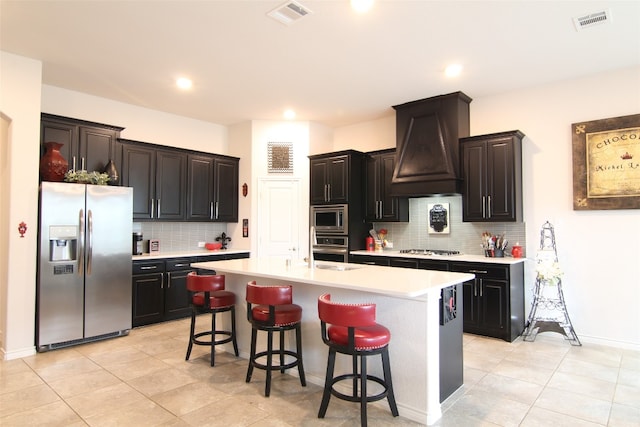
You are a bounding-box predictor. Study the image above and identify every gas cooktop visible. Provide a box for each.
[399,249,461,256]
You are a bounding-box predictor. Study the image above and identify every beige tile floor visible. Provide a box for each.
[1,318,639,426]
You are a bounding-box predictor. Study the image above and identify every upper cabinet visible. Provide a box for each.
[364,149,409,222]
[187,154,238,222]
[460,130,524,222]
[309,150,365,205]
[121,140,187,221]
[40,113,124,176]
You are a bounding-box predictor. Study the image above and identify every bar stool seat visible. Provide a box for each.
[245,281,306,397]
[185,272,239,366]
[317,293,399,427]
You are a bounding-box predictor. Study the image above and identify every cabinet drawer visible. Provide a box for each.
[166,258,195,271]
[132,260,165,275]
[450,263,508,280]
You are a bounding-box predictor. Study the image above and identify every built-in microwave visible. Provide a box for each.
[310,204,348,234]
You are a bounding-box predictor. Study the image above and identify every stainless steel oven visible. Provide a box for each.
[313,235,349,263]
[310,204,348,235]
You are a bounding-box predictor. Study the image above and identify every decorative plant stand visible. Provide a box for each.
[522,221,581,346]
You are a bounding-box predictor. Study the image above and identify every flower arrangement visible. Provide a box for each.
[535,249,563,285]
[64,170,110,185]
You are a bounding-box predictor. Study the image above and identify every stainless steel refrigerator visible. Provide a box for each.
[37,181,133,351]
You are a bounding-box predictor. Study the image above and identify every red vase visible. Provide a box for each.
[40,142,68,182]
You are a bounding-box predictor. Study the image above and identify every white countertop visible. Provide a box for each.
[191,258,475,299]
[350,250,527,265]
[132,249,250,261]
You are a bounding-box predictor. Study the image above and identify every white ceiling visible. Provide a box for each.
[2,0,639,127]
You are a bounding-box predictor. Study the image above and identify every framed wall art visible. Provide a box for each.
[428,203,450,234]
[572,113,640,210]
[268,142,293,173]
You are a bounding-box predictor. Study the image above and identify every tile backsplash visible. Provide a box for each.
[133,222,228,252]
[371,196,526,256]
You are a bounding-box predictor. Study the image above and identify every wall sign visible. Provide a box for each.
[572,114,640,210]
[268,142,293,173]
[428,203,450,234]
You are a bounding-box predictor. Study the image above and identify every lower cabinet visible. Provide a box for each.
[449,262,524,342]
[351,254,524,342]
[132,252,250,327]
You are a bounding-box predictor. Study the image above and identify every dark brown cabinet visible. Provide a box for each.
[40,113,123,178]
[132,258,194,327]
[365,149,409,222]
[121,141,187,221]
[460,130,524,222]
[450,262,524,342]
[309,151,365,205]
[187,154,239,222]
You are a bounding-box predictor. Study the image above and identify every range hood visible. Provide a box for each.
[391,92,472,197]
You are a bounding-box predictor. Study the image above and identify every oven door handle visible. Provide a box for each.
[312,247,348,254]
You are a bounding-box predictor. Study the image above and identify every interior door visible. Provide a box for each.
[257,178,301,260]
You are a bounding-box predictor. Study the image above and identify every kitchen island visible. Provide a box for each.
[191,258,474,425]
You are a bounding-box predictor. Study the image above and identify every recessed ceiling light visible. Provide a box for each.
[351,0,374,13]
[176,77,192,90]
[444,64,463,78]
[284,109,296,120]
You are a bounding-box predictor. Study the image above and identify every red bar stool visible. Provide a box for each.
[317,293,399,427]
[185,272,239,366]
[245,280,306,397]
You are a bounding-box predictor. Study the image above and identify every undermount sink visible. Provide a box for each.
[314,263,362,271]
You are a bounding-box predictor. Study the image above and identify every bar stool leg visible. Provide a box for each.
[295,324,306,386]
[318,348,336,418]
[266,329,273,397]
[185,309,196,361]
[360,355,367,427]
[231,306,239,356]
[382,348,399,416]
[246,328,257,382]
[279,330,285,374]
[210,311,217,366]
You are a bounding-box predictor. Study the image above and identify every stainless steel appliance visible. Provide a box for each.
[310,204,348,234]
[313,234,349,263]
[399,249,461,256]
[37,182,133,351]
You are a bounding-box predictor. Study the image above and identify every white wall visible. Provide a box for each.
[333,66,640,349]
[41,85,228,153]
[0,52,42,359]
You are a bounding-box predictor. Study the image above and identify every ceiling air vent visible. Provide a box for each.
[573,9,611,31]
[268,1,312,26]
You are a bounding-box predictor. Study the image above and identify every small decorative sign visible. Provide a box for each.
[428,203,450,234]
[268,142,293,173]
[572,114,640,210]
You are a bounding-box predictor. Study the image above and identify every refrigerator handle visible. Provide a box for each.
[87,210,93,275]
[78,208,85,275]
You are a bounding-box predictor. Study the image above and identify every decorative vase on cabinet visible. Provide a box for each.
[40,141,68,182]
[103,159,119,185]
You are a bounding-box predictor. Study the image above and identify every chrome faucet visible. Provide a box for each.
[308,226,316,268]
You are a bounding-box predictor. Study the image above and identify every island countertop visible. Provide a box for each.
[191,257,475,299]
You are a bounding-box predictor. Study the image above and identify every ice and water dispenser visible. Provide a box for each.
[48,225,78,262]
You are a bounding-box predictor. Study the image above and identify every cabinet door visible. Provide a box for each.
[132,273,164,327]
[165,270,194,320]
[486,138,515,221]
[187,154,214,220]
[479,279,508,333]
[327,155,349,203]
[40,119,77,172]
[122,144,155,220]
[461,279,480,329]
[364,155,379,220]
[461,141,487,222]
[350,255,390,266]
[79,126,119,173]
[156,150,186,220]
[389,258,418,269]
[379,152,406,221]
[213,157,238,222]
[310,158,329,204]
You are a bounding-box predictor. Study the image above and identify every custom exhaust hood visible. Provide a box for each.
[391,92,472,197]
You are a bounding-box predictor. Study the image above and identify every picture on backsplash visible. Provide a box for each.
[428,203,449,234]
